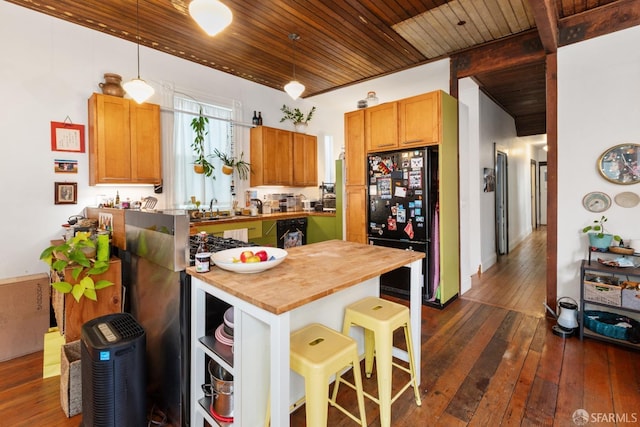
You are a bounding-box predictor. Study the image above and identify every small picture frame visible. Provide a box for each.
[483,168,495,192]
[51,121,85,153]
[55,182,77,204]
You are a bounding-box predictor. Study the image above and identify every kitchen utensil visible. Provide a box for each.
[142,196,158,210]
[202,360,234,419]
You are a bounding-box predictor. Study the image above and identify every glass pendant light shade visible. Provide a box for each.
[284,33,305,100]
[284,80,305,100]
[123,78,155,104]
[189,0,233,36]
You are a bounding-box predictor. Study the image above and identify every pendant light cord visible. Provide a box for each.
[135,0,141,79]
[289,33,300,80]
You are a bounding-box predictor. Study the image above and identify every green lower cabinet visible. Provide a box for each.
[307,216,341,244]
[251,220,277,247]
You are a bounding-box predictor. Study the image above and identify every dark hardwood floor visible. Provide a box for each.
[2,227,639,426]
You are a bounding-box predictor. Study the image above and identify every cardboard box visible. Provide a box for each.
[0,274,50,361]
[60,340,82,417]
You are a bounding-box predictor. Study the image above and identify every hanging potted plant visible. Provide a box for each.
[213,148,251,180]
[39,234,114,303]
[280,104,316,133]
[191,108,215,177]
[581,215,621,250]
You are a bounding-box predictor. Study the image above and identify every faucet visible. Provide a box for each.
[250,198,263,214]
[209,198,218,216]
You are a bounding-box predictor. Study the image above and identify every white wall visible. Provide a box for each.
[557,24,640,302]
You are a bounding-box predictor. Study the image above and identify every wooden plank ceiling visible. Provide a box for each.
[6,0,639,136]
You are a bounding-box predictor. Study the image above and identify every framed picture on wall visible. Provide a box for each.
[483,168,495,192]
[51,121,85,153]
[54,182,77,204]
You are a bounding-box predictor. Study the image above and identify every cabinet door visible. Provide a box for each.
[365,102,398,152]
[250,126,293,186]
[89,94,132,184]
[89,93,161,185]
[344,110,366,186]
[292,133,317,186]
[345,185,367,244]
[130,102,162,183]
[399,92,440,147]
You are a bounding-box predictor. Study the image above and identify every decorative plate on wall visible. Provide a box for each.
[598,143,640,185]
[582,191,611,213]
[614,191,640,208]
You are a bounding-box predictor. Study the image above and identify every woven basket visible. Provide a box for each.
[583,281,622,307]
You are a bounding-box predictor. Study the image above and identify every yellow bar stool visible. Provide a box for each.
[288,323,367,427]
[335,296,421,427]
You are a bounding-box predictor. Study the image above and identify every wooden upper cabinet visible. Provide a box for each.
[250,126,293,186]
[292,133,317,187]
[365,102,398,151]
[399,91,440,147]
[88,93,161,185]
[344,110,366,187]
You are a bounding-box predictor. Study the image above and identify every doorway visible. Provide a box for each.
[539,162,547,225]
[530,160,538,229]
[495,149,508,256]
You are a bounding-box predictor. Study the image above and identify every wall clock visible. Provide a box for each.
[582,192,611,213]
[598,143,640,184]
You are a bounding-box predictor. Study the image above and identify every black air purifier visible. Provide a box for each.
[80,312,146,427]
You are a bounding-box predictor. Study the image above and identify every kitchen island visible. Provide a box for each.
[188,239,424,426]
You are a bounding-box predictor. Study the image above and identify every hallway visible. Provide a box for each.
[461,226,547,317]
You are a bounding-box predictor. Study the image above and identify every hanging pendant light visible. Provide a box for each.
[189,0,233,36]
[284,33,305,100]
[123,0,154,104]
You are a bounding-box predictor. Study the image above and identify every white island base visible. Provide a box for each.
[189,240,424,427]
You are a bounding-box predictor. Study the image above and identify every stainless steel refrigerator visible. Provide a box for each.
[367,147,441,305]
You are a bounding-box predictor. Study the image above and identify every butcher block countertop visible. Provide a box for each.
[187,239,424,315]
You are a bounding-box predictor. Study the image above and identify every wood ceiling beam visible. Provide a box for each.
[558,0,640,46]
[451,30,545,79]
[528,0,558,53]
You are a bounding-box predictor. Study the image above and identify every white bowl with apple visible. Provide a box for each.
[211,247,288,274]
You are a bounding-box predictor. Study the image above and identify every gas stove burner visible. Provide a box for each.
[188,235,257,266]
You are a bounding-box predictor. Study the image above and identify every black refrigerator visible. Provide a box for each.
[367,147,441,306]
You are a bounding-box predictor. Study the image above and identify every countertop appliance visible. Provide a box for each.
[367,147,441,306]
[320,182,336,212]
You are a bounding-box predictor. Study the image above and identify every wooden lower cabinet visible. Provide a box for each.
[345,186,367,244]
[52,257,122,343]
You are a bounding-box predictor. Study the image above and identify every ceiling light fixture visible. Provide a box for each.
[284,33,305,100]
[123,0,155,104]
[189,0,233,36]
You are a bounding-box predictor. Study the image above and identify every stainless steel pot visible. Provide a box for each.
[201,360,234,418]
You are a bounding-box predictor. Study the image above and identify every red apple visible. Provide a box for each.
[239,250,254,263]
[255,250,268,262]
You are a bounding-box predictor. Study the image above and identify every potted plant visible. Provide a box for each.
[191,108,215,177]
[213,148,251,180]
[280,104,316,133]
[581,215,621,250]
[39,234,114,302]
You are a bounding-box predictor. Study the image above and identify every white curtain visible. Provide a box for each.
[173,96,234,209]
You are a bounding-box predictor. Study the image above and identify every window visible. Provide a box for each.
[173,96,235,209]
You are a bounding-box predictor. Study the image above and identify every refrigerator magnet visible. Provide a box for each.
[387,217,397,231]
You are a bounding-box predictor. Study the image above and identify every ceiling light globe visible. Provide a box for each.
[189,0,233,36]
[123,78,155,104]
[284,80,305,100]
